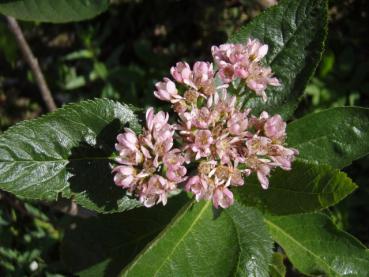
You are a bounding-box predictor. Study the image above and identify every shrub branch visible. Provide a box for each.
[6,16,57,112]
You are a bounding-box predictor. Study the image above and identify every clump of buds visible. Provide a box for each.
[113,38,298,208]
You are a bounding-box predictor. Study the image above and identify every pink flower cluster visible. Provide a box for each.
[113,108,186,207]
[212,38,280,101]
[113,38,298,208]
[179,93,297,208]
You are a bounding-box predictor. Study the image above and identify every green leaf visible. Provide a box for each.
[269,253,286,277]
[61,193,189,277]
[120,201,272,277]
[234,160,356,215]
[287,107,369,169]
[0,98,141,213]
[266,213,369,276]
[0,0,109,23]
[230,0,327,118]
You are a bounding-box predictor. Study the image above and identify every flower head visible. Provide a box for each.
[212,39,280,101]
[113,108,187,207]
[154,78,182,103]
[113,38,297,209]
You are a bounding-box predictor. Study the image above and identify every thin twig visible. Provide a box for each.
[6,16,57,112]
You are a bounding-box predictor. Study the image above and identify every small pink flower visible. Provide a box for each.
[154,77,182,103]
[170,62,194,87]
[146,107,169,132]
[234,64,249,79]
[210,91,237,116]
[249,111,269,131]
[246,38,269,63]
[153,124,174,144]
[139,175,168,207]
[112,165,137,190]
[246,65,280,101]
[193,61,214,84]
[166,165,187,182]
[185,175,211,201]
[213,186,234,209]
[230,168,245,186]
[227,111,249,136]
[269,145,298,170]
[211,44,232,64]
[116,128,138,151]
[115,129,143,166]
[191,107,213,129]
[163,150,185,167]
[246,136,270,156]
[264,114,286,140]
[191,130,213,159]
[256,164,271,189]
[218,64,236,83]
[215,136,237,164]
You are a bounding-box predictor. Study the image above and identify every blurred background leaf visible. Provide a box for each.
[0,0,109,23]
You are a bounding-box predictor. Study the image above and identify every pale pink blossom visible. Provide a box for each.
[264,114,286,140]
[191,130,213,159]
[218,64,236,83]
[112,165,137,190]
[166,166,187,182]
[215,136,238,164]
[246,38,269,63]
[163,150,186,168]
[249,111,270,131]
[146,107,169,132]
[246,65,280,101]
[227,111,249,136]
[164,151,187,182]
[256,164,271,189]
[246,136,271,156]
[193,61,214,83]
[139,175,168,207]
[154,77,182,103]
[213,186,234,209]
[191,107,213,129]
[185,175,212,201]
[269,145,298,170]
[212,39,280,101]
[115,128,143,166]
[116,128,138,151]
[170,62,194,87]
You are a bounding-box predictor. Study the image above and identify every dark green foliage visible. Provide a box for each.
[266,213,369,276]
[230,0,327,119]
[0,99,141,213]
[61,193,189,277]
[0,193,65,276]
[287,107,369,168]
[0,0,109,23]
[234,160,356,215]
[120,201,272,277]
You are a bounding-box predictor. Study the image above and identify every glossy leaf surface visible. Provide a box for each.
[287,107,369,168]
[266,213,369,276]
[234,160,356,215]
[230,0,327,118]
[120,201,272,277]
[0,0,109,23]
[0,99,141,213]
